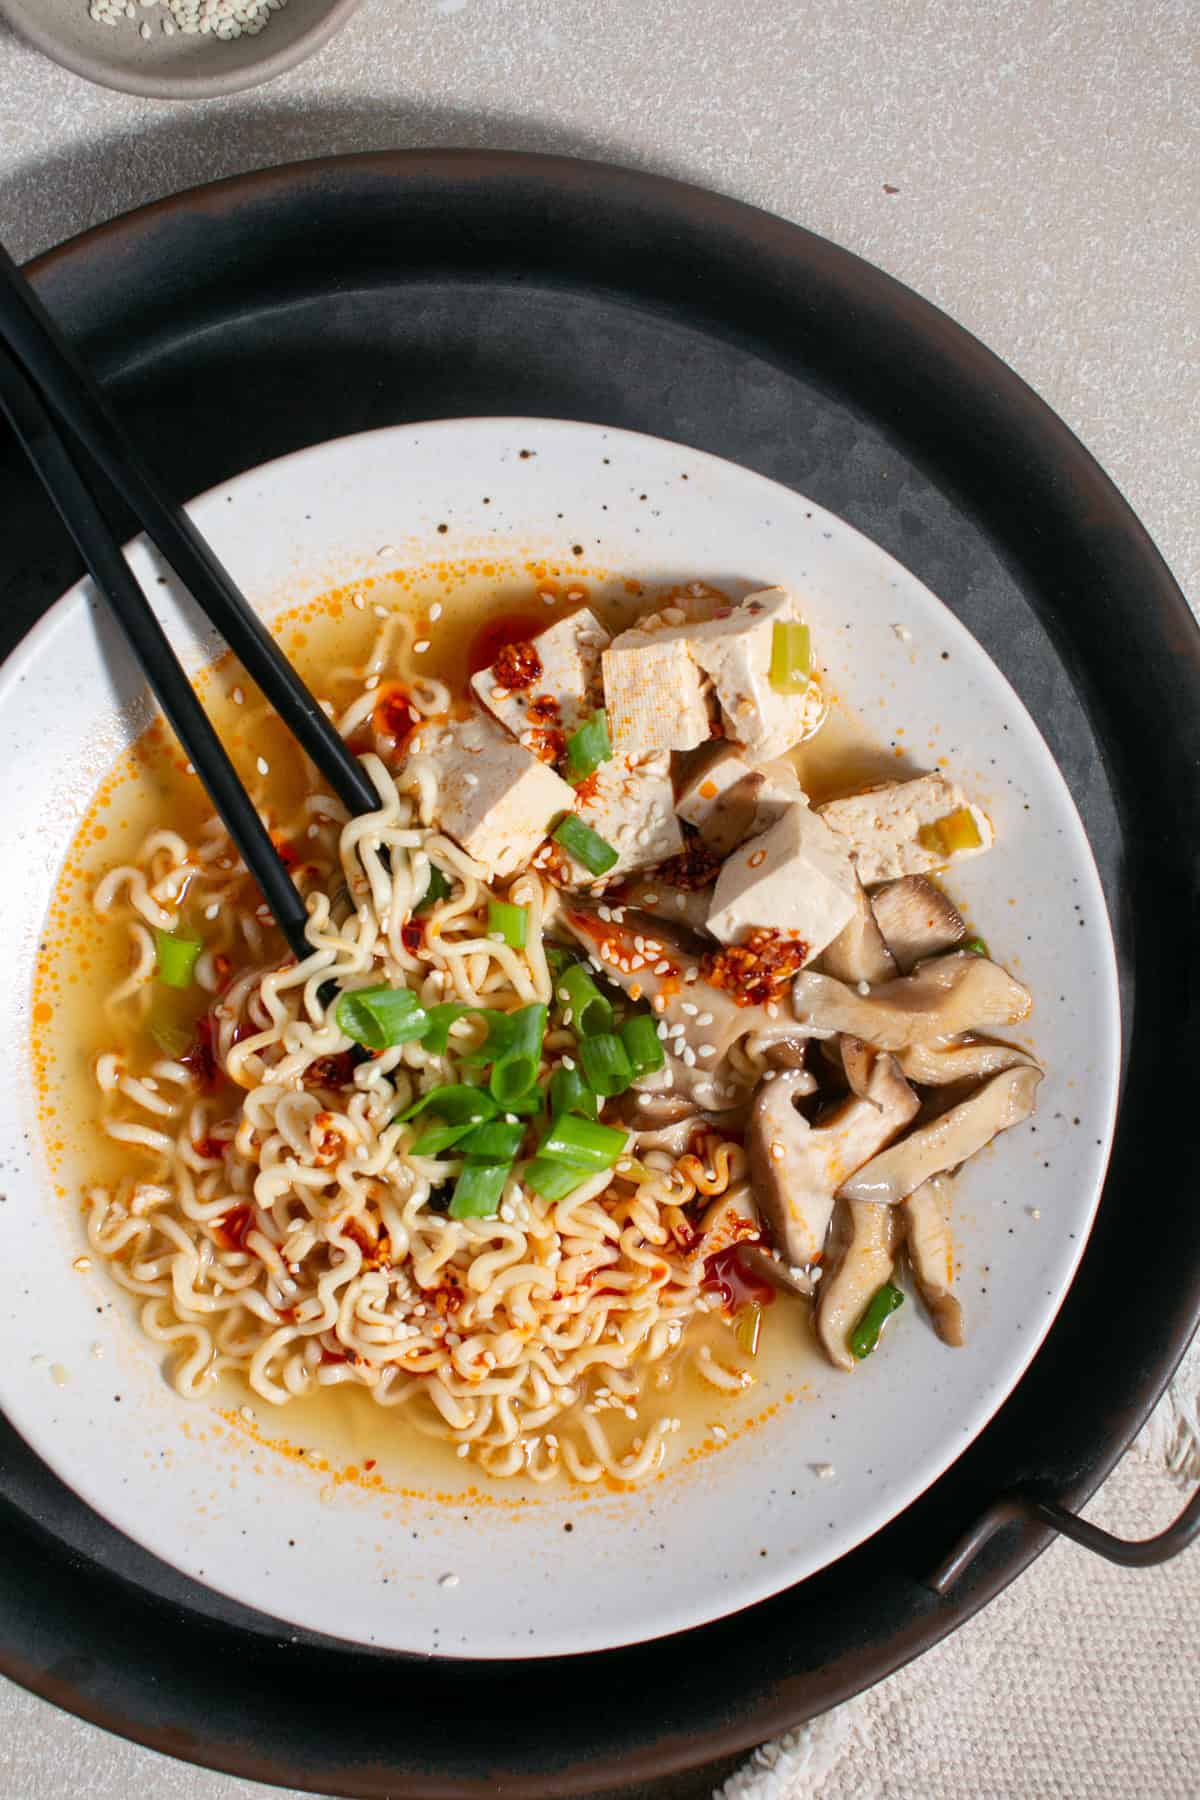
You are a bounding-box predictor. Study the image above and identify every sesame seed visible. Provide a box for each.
[769,1142,785,1161]
[439,1572,461,1588]
[414,640,431,655]
[749,849,766,869]
[256,757,270,776]
[697,1012,714,1027]
[364,674,379,690]
[698,1045,716,1058]
[231,686,244,705]
[641,892,659,904]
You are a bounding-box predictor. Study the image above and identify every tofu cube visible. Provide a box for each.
[686,587,824,760]
[676,744,805,853]
[601,626,711,755]
[561,752,684,884]
[470,607,609,761]
[401,713,574,880]
[706,802,857,961]
[816,773,993,885]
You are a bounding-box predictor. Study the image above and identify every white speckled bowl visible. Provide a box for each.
[0,419,1120,1658]
[0,0,359,100]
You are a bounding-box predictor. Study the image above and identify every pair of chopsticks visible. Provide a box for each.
[0,241,379,967]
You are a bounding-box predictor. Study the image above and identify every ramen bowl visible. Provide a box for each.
[0,418,1120,1658]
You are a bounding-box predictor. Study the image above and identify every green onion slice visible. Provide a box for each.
[396,1083,498,1125]
[848,1281,905,1360]
[545,944,577,979]
[557,962,613,1037]
[487,898,529,949]
[579,1031,634,1098]
[409,1119,481,1157]
[449,1160,511,1220]
[768,619,811,694]
[457,1118,526,1159]
[336,984,428,1050]
[564,709,613,783]
[548,1065,598,1121]
[735,1301,764,1357]
[619,1013,665,1079]
[538,1113,627,1171]
[523,1155,590,1201]
[457,1009,519,1067]
[149,1015,194,1058]
[154,929,203,990]
[960,936,990,959]
[552,813,619,876]
[489,1003,548,1105]
[415,866,452,913]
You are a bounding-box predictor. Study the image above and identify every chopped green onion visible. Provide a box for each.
[579,1031,634,1098]
[557,963,613,1037]
[149,1015,193,1058]
[489,1003,548,1104]
[545,944,577,979]
[410,1120,481,1157]
[154,929,203,990]
[848,1281,905,1360]
[487,898,529,949]
[415,866,452,913]
[553,812,618,876]
[395,1083,498,1125]
[564,709,613,782]
[421,1003,475,1054]
[448,1160,511,1220]
[458,1118,526,1159]
[768,619,811,694]
[524,1155,590,1201]
[457,1009,518,1067]
[961,936,990,959]
[549,1065,598,1120]
[619,1013,666,1079]
[538,1113,627,1171]
[336,984,428,1051]
[735,1301,764,1357]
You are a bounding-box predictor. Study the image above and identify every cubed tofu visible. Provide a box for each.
[686,587,824,760]
[401,713,574,880]
[706,802,858,960]
[469,607,609,761]
[560,752,684,884]
[601,626,711,755]
[675,743,805,853]
[816,773,993,885]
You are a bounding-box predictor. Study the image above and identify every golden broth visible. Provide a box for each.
[33,557,879,1498]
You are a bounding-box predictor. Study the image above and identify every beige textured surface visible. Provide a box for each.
[0,2,1197,1795]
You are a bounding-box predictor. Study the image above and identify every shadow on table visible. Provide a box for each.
[0,85,704,263]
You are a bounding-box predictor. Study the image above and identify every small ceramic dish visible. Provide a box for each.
[0,0,360,100]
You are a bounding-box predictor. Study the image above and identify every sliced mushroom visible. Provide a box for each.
[695,1183,761,1258]
[611,875,713,935]
[562,903,801,1108]
[738,1242,816,1299]
[816,1198,899,1372]
[792,952,1032,1051]
[840,1064,1043,1203]
[603,1088,698,1132]
[839,1034,879,1104]
[747,1056,918,1269]
[869,875,965,972]
[901,1175,964,1346]
[816,877,898,985]
[896,1035,1039,1086]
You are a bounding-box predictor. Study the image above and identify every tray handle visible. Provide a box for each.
[926,1482,1200,1594]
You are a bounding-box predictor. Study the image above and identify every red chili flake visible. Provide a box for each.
[702,1244,775,1313]
[306,1051,357,1088]
[212,1204,254,1252]
[319,1347,349,1367]
[527,694,561,725]
[211,953,234,993]
[273,838,300,873]
[373,684,418,751]
[467,611,546,676]
[401,917,424,953]
[180,1015,218,1088]
[654,839,723,890]
[700,929,809,1006]
[491,639,543,692]
[192,1132,227,1161]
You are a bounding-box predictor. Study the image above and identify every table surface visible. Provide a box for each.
[0,2,1196,1796]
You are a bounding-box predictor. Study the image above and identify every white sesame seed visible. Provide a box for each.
[414,640,431,655]
[364,674,379,691]
[698,1045,716,1058]
[439,1572,461,1588]
[430,602,443,622]
[231,686,244,705]
[256,756,270,776]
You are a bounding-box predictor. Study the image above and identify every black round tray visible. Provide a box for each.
[1,152,1197,1800]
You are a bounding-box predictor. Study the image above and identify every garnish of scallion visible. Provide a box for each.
[768,619,811,694]
[396,1083,498,1125]
[552,812,618,876]
[578,1030,634,1098]
[549,1064,598,1121]
[415,865,452,913]
[336,984,428,1051]
[557,963,613,1037]
[488,1003,548,1105]
[154,928,203,990]
[487,898,529,949]
[564,709,613,783]
[537,1113,627,1171]
[848,1281,905,1360]
[449,1160,511,1220]
[619,1013,665,1079]
[523,1155,589,1202]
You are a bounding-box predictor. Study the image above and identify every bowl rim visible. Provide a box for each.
[0,0,362,100]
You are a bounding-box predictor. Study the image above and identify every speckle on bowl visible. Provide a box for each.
[0,0,361,100]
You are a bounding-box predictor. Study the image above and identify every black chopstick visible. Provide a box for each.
[0,341,313,967]
[0,241,378,821]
